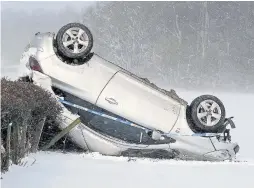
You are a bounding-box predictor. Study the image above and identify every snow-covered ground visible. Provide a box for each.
[2,151,254,188]
[1,91,254,188]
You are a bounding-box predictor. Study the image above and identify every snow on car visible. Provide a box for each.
[20,22,239,161]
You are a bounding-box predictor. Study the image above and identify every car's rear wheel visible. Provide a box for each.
[188,95,226,133]
[56,23,93,59]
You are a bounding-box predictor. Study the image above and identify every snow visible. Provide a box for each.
[1,91,254,188]
[2,151,254,188]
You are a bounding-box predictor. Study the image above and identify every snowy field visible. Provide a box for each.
[2,90,254,188]
[1,151,254,188]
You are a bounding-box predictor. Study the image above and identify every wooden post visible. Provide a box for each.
[1,138,5,171]
[42,118,81,151]
[12,121,20,165]
[4,123,12,171]
[19,115,30,158]
[26,126,32,154]
[31,117,46,153]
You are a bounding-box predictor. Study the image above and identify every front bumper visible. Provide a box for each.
[168,132,239,161]
[203,146,239,161]
[205,136,239,161]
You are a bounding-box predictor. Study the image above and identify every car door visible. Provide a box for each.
[96,71,181,133]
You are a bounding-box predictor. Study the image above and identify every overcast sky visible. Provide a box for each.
[1,1,253,93]
[1,1,95,11]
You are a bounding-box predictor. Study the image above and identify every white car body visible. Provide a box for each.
[20,32,239,161]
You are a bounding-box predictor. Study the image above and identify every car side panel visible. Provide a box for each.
[30,33,121,104]
[96,71,181,132]
[42,55,121,104]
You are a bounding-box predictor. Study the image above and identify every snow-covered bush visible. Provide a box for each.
[1,77,63,171]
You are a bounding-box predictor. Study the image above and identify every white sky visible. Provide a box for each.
[1,1,96,11]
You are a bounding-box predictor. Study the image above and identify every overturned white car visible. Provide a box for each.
[20,23,239,161]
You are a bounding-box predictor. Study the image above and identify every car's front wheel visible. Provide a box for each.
[56,23,93,59]
[188,95,226,133]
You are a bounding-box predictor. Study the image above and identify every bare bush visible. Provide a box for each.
[1,77,63,172]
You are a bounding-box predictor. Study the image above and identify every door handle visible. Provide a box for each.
[105,97,118,105]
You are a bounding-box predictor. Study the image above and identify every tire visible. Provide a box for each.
[188,95,226,133]
[56,23,93,59]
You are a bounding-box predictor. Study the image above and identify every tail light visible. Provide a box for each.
[29,56,43,73]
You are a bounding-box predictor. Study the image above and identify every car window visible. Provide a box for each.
[88,115,150,144]
[86,115,175,145]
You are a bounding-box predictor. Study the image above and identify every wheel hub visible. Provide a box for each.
[62,27,89,54]
[196,100,222,126]
[72,37,79,42]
